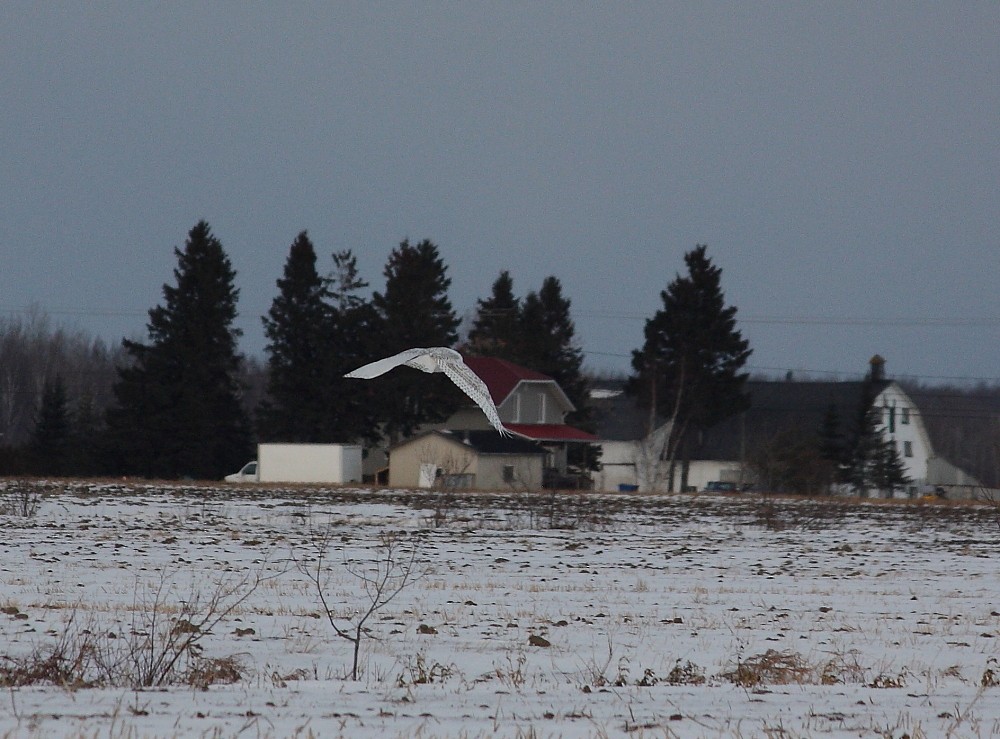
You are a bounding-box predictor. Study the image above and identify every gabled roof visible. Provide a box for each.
[693,379,892,460]
[393,429,546,456]
[506,423,599,442]
[462,356,573,410]
[589,378,896,458]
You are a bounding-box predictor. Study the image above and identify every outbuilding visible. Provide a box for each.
[389,429,547,490]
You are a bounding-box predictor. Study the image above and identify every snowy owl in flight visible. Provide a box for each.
[344,347,510,436]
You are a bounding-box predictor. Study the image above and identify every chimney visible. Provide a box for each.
[868,354,886,381]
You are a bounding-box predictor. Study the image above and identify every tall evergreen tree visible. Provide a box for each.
[466,271,522,358]
[69,391,103,476]
[875,437,911,495]
[519,277,590,423]
[846,401,886,496]
[517,277,598,471]
[31,375,72,475]
[630,245,752,490]
[106,221,251,479]
[370,239,461,441]
[325,249,381,444]
[258,231,333,442]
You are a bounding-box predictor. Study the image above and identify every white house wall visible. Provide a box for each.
[593,440,639,492]
[874,383,934,491]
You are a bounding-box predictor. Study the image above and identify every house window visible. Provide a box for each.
[903,441,913,458]
[887,406,896,433]
[901,407,910,425]
[502,464,515,483]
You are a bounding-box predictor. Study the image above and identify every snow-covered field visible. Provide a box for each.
[1,481,998,738]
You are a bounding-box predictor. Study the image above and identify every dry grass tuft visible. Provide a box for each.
[186,654,245,689]
[721,649,813,687]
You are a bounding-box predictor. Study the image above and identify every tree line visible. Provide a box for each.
[0,222,602,479]
[2,221,995,489]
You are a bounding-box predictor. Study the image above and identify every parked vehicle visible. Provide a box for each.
[225,443,363,484]
[703,480,738,492]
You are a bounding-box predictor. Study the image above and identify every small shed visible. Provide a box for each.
[389,430,547,491]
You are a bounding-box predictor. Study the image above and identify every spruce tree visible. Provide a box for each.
[876,438,911,495]
[106,221,251,479]
[630,245,752,490]
[516,277,597,471]
[466,271,522,358]
[259,231,333,442]
[370,239,461,441]
[846,402,885,496]
[519,277,590,423]
[31,375,72,475]
[69,391,103,476]
[325,249,381,444]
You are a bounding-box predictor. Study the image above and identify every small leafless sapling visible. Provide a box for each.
[297,528,423,681]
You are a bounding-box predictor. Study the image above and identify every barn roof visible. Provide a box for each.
[590,378,893,458]
[693,379,892,460]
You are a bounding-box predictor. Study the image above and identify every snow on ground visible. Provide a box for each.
[0,481,998,738]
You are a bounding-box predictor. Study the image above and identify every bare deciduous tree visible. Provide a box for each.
[297,528,423,680]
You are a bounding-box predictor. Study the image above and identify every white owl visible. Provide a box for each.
[344,347,510,436]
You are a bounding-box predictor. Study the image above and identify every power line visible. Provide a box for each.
[575,309,1000,328]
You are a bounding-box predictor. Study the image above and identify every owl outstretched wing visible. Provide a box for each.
[344,348,430,379]
[345,347,509,436]
[438,356,509,437]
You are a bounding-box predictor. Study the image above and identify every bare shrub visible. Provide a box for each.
[820,649,867,685]
[297,528,423,681]
[0,610,101,688]
[99,567,265,688]
[0,480,43,517]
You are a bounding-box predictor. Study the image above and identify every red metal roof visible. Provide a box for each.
[505,423,599,442]
[461,356,554,404]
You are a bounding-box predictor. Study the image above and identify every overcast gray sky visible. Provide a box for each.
[2,3,997,384]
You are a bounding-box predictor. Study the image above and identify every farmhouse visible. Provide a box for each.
[591,356,982,497]
[389,357,597,490]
